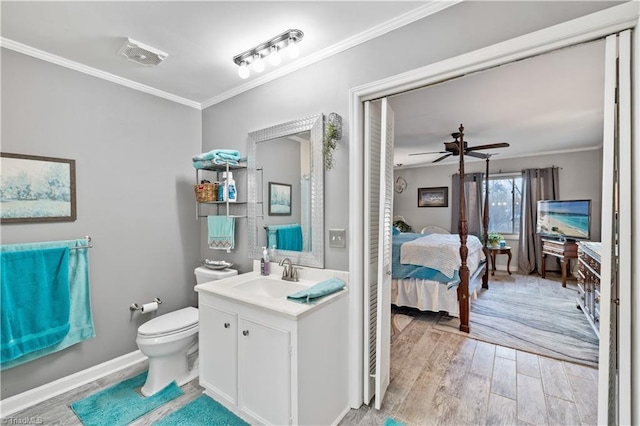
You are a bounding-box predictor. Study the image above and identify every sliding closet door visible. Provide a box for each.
[374,98,394,410]
[598,29,631,426]
[363,100,382,404]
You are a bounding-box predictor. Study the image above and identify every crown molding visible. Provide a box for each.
[200,0,461,109]
[0,37,202,110]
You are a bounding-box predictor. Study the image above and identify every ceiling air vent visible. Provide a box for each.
[118,38,168,67]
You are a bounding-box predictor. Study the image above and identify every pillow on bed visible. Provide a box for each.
[392,226,400,235]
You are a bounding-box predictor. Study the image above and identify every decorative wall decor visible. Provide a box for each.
[268,182,292,216]
[418,186,448,208]
[0,153,77,223]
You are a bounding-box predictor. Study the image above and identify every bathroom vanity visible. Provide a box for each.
[195,269,349,426]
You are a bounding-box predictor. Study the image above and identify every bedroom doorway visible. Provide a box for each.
[349,6,635,422]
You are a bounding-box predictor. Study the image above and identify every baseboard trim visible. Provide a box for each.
[0,350,147,416]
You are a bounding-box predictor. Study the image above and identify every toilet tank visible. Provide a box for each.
[194,266,238,284]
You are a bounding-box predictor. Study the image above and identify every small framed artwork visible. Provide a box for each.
[268,182,292,216]
[418,186,448,208]
[1,153,77,223]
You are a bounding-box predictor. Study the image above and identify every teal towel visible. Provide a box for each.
[267,228,278,249]
[208,216,235,250]
[277,225,303,251]
[193,158,239,169]
[1,239,95,371]
[192,149,240,162]
[287,278,346,304]
[1,247,71,363]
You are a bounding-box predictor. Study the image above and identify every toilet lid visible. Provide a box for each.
[138,307,198,337]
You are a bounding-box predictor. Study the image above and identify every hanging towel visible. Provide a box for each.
[267,228,278,249]
[1,239,95,371]
[208,216,235,250]
[287,278,346,304]
[1,247,71,363]
[277,225,303,251]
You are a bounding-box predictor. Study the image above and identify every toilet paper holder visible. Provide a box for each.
[129,297,162,312]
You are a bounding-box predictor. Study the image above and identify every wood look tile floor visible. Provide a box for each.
[3,274,598,426]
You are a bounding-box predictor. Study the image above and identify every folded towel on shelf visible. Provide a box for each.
[193,158,239,169]
[286,278,346,304]
[208,216,235,251]
[1,247,71,363]
[192,149,240,162]
[1,239,95,370]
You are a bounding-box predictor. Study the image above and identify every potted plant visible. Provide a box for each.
[488,232,503,247]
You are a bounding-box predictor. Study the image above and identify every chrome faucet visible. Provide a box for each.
[279,258,301,282]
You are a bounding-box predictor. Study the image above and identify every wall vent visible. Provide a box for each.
[118,38,168,67]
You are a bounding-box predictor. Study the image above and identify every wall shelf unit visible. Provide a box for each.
[195,161,248,220]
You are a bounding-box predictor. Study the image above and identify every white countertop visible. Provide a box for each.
[195,270,348,319]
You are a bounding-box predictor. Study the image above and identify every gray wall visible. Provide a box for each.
[201,1,618,272]
[0,49,202,397]
[392,149,603,270]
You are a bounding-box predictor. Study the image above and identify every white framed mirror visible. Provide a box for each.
[247,114,325,268]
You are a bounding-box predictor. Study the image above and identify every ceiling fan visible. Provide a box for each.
[409,132,510,163]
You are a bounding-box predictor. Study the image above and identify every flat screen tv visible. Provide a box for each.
[536,199,591,241]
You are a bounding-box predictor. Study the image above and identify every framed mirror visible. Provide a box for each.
[247,114,325,268]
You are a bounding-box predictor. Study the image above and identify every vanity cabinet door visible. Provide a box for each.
[238,317,292,426]
[199,303,238,405]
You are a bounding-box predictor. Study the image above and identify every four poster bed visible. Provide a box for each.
[392,124,493,333]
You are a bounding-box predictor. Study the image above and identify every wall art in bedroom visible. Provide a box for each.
[0,153,77,223]
[418,186,448,208]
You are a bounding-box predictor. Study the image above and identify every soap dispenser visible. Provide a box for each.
[261,246,270,276]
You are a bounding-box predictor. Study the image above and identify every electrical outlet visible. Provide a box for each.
[329,229,346,248]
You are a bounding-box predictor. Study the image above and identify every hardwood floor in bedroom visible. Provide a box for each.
[339,294,598,425]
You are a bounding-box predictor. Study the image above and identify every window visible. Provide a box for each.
[485,175,522,235]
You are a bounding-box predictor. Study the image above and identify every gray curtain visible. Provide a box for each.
[451,172,484,238]
[518,167,560,273]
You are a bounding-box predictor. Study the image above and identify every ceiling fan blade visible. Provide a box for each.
[432,153,452,163]
[465,142,510,151]
[466,151,490,159]
[408,151,447,156]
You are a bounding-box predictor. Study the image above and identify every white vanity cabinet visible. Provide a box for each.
[197,286,348,426]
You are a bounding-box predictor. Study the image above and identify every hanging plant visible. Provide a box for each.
[323,122,339,170]
[323,113,342,171]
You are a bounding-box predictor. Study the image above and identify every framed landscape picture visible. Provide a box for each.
[268,182,291,216]
[1,153,77,223]
[418,186,448,208]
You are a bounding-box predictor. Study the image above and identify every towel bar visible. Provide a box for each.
[70,236,93,250]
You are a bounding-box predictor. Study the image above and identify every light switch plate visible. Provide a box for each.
[329,229,346,248]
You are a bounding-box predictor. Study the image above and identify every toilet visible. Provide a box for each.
[136,266,238,396]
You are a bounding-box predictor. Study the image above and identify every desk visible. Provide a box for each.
[488,246,512,275]
[541,239,578,287]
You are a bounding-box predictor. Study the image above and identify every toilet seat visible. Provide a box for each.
[138,307,198,338]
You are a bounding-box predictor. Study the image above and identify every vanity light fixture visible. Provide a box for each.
[233,29,303,79]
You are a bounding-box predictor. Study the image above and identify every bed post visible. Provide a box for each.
[482,157,490,289]
[457,124,470,333]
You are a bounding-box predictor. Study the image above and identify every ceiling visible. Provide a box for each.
[1,2,606,164]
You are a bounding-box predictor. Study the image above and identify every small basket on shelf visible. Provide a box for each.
[194,182,218,202]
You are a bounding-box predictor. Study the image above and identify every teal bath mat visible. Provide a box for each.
[384,417,406,426]
[154,394,249,426]
[70,371,183,426]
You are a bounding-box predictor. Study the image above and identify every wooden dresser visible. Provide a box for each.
[541,238,578,286]
[577,242,601,338]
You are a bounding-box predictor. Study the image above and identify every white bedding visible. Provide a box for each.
[400,233,484,279]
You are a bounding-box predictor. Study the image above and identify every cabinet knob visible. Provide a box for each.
[224,322,230,329]
[242,330,249,336]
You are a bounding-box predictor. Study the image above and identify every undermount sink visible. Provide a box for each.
[232,277,308,298]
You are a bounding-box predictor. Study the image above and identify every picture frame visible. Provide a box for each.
[268,182,292,216]
[1,153,77,223]
[418,186,448,208]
